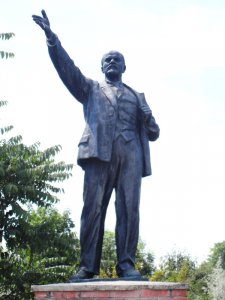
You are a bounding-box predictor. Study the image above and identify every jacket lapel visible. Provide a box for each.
[100,81,118,110]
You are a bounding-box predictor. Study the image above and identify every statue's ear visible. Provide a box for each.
[123,65,126,73]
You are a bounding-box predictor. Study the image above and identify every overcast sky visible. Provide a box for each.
[1,0,225,264]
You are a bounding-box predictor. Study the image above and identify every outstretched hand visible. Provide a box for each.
[32,10,52,38]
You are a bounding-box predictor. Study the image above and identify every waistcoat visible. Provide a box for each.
[111,85,139,142]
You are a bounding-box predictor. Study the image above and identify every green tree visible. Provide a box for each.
[100,230,117,278]
[0,101,73,246]
[0,32,15,59]
[12,207,80,275]
[208,241,225,270]
[207,259,225,300]
[188,241,225,300]
[100,230,155,278]
[0,33,77,299]
[151,250,196,283]
[188,261,211,300]
[0,247,29,300]
[135,238,155,277]
[0,207,80,299]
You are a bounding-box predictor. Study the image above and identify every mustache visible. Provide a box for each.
[106,63,118,69]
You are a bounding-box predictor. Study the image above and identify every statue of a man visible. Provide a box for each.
[32,10,160,281]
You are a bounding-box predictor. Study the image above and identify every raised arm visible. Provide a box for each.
[32,10,91,103]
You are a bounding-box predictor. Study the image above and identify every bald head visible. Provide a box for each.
[101,51,126,81]
[101,51,125,66]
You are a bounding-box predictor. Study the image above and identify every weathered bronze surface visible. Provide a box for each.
[32,10,160,281]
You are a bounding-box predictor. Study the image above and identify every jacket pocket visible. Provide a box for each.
[78,134,89,146]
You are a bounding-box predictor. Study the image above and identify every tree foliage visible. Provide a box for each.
[208,241,225,270]
[0,33,15,40]
[10,207,80,271]
[0,32,15,59]
[0,207,80,299]
[100,230,117,278]
[100,230,155,278]
[0,101,73,245]
[207,259,225,300]
[135,238,155,277]
[188,261,211,300]
[189,241,225,300]
[150,250,196,283]
[0,99,74,298]
[0,247,30,300]
[0,35,78,299]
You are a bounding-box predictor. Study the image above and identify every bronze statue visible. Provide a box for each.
[32,10,160,281]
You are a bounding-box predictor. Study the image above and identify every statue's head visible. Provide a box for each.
[101,51,126,81]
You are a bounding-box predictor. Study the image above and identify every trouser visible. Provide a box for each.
[79,135,143,275]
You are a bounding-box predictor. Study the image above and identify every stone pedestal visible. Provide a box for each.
[32,281,188,299]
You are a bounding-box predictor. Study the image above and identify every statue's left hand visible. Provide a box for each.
[140,104,152,121]
[32,10,52,39]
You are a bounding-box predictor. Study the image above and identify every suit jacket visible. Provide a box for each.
[47,36,160,177]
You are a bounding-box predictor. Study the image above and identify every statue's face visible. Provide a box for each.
[101,51,126,80]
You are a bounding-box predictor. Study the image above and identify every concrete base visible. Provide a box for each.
[32,281,188,299]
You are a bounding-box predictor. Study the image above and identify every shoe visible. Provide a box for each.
[118,268,141,278]
[69,268,94,281]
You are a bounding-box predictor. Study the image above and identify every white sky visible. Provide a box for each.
[1,0,225,265]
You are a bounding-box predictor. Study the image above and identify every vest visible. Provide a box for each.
[109,84,139,142]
